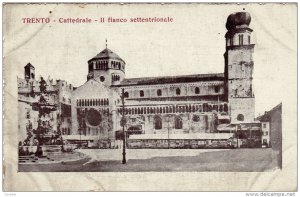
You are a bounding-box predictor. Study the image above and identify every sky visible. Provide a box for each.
[4,3,297,116]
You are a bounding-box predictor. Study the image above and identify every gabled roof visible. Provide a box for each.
[256,103,282,122]
[115,73,224,86]
[24,62,35,69]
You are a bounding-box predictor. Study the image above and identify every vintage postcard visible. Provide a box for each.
[2,3,297,191]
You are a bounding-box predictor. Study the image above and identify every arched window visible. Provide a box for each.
[124,92,129,98]
[157,89,162,96]
[176,88,181,95]
[239,34,244,45]
[219,104,223,112]
[175,117,183,129]
[179,106,183,113]
[224,104,228,112]
[208,105,212,112]
[140,90,144,97]
[154,116,162,130]
[215,86,219,93]
[192,105,195,112]
[195,87,200,94]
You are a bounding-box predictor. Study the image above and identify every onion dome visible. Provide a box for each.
[226,12,251,30]
[88,48,125,63]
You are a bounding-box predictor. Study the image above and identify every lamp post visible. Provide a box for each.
[121,88,126,164]
[235,124,238,148]
[167,114,171,149]
[235,124,242,148]
[108,109,117,149]
[79,128,82,148]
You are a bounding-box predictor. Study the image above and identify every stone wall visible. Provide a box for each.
[229,98,255,123]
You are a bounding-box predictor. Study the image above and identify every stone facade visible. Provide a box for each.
[18,12,260,146]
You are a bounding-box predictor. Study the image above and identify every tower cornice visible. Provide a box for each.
[226,44,255,51]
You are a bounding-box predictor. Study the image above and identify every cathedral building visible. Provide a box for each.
[18,12,262,148]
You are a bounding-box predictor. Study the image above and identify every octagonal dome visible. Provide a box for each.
[88,48,125,63]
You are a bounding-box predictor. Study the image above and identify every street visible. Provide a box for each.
[19,148,280,172]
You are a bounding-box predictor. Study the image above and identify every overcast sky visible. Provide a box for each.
[4,3,297,116]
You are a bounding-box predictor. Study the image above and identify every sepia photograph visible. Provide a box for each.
[3,2,297,191]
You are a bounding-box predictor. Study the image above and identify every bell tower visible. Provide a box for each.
[24,62,35,80]
[224,12,255,123]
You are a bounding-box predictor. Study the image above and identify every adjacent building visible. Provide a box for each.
[18,63,73,144]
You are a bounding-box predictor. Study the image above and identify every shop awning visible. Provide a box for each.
[128,133,234,140]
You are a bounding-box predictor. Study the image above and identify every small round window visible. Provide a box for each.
[237,114,244,121]
[100,76,105,82]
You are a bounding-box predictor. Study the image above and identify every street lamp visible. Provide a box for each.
[108,109,117,149]
[167,114,171,149]
[235,124,242,148]
[235,125,238,148]
[121,88,126,164]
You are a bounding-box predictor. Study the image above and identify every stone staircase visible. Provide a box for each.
[19,151,85,164]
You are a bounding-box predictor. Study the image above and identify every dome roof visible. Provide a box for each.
[88,48,125,63]
[226,12,251,30]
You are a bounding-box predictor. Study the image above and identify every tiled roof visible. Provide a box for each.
[88,48,125,62]
[116,73,224,86]
[256,103,282,122]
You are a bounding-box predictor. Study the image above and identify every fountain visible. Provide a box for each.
[19,77,62,158]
